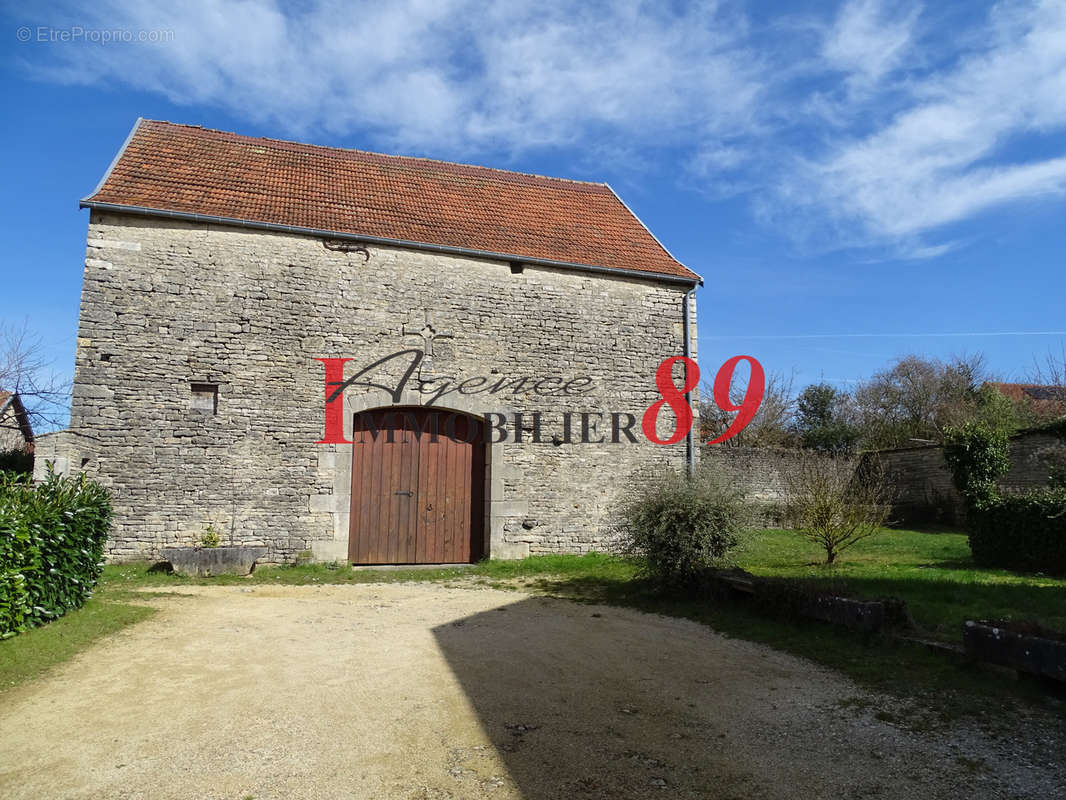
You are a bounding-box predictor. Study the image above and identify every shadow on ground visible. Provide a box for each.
[429,591,1002,800]
[432,595,772,798]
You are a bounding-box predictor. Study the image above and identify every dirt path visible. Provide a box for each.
[0,582,1061,799]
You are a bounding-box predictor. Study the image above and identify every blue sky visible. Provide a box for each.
[3,0,1065,421]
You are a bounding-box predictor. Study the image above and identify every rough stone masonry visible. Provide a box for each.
[39,120,703,564]
[38,211,698,563]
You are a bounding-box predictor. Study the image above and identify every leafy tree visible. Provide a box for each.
[796,383,836,428]
[972,383,1035,433]
[793,382,860,454]
[853,354,987,449]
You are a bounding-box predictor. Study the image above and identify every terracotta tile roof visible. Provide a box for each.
[987,382,1066,400]
[986,382,1066,415]
[83,120,698,283]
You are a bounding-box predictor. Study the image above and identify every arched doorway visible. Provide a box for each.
[348,407,486,564]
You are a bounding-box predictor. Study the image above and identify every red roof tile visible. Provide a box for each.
[83,120,698,283]
[987,382,1066,405]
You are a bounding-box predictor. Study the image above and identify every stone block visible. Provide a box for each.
[161,546,268,577]
[308,493,336,513]
[490,540,530,560]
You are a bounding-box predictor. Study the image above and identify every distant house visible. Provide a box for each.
[0,391,34,453]
[985,382,1066,420]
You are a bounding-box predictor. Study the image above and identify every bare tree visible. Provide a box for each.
[1029,344,1066,388]
[0,320,71,437]
[699,369,797,448]
[784,454,893,564]
[1014,345,1066,422]
[853,353,989,448]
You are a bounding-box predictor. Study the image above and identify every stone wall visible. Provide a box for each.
[699,430,1066,527]
[865,431,1066,524]
[42,212,697,562]
[1001,431,1066,491]
[0,409,28,452]
[31,431,71,474]
[859,445,961,524]
[698,445,839,522]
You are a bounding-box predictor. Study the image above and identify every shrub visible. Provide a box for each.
[0,469,112,637]
[200,524,222,548]
[1047,459,1066,490]
[0,448,33,475]
[967,489,1066,575]
[943,420,1066,573]
[784,454,892,564]
[615,468,753,588]
[943,421,1010,509]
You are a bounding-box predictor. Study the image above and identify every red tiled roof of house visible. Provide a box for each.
[986,382,1066,403]
[82,120,699,283]
[986,382,1066,422]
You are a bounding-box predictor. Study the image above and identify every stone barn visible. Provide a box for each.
[41,119,701,564]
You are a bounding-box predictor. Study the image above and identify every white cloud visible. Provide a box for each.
[14,0,1066,257]
[821,0,920,89]
[22,0,765,155]
[784,0,1066,247]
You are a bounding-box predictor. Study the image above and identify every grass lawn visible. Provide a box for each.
[3,530,1064,728]
[0,597,153,693]
[736,527,1066,642]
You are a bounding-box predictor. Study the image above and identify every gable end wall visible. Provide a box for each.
[59,212,697,562]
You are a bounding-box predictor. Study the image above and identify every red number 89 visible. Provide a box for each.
[706,355,765,445]
[641,355,765,445]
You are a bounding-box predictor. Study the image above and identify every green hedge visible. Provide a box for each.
[0,470,112,638]
[967,489,1066,575]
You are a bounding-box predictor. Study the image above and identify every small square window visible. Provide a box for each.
[190,383,219,414]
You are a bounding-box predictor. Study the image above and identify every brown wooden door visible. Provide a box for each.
[349,408,484,564]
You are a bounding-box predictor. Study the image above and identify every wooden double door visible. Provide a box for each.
[348,408,485,564]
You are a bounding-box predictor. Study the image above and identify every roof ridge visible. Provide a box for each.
[140,119,610,190]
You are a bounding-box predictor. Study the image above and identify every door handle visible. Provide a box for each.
[394,490,413,497]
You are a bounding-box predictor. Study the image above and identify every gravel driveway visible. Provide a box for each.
[0,582,1061,799]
